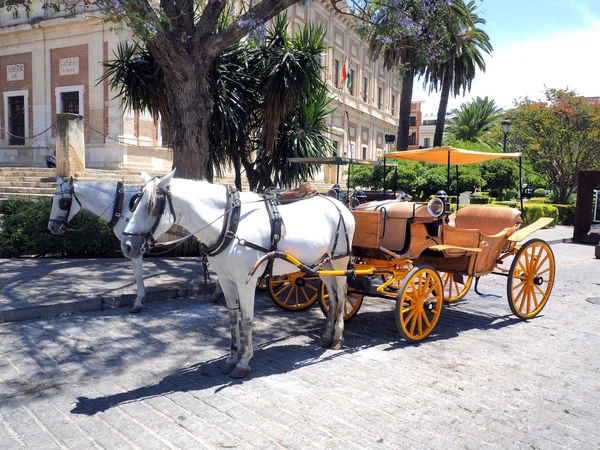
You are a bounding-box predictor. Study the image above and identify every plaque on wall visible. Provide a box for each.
[59,57,80,76]
[7,64,24,81]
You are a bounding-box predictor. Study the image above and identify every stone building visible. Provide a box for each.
[0,1,408,184]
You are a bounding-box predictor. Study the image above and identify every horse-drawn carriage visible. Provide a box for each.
[268,146,555,342]
[52,146,555,378]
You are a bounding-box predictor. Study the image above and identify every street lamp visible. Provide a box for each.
[502,118,512,153]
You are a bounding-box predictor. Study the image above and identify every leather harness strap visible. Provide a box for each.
[199,186,241,257]
[106,181,125,229]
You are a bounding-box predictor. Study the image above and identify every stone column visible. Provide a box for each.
[56,113,85,177]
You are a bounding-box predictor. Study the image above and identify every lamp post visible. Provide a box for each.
[502,118,512,153]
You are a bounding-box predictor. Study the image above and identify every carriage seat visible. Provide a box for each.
[452,205,522,236]
[352,201,435,252]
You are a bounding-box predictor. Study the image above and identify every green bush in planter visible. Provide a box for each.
[0,199,121,257]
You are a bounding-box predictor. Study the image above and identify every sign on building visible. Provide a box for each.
[7,64,24,81]
[59,57,79,76]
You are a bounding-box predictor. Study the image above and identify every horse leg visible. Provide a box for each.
[211,280,225,303]
[129,257,146,314]
[319,274,338,348]
[230,282,256,379]
[219,280,242,375]
[330,258,349,350]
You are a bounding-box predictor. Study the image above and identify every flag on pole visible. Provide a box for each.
[341,60,347,87]
[346,69,352,90]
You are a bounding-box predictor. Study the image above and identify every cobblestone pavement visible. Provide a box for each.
[1,241,599,449]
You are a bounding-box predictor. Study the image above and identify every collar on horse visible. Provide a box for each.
[199,186,241,257]
[49,177,82,232]
[106,181,125,229]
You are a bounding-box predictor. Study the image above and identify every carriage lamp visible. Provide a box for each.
[502,118,512,153]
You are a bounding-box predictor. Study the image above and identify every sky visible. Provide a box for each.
[414,0,600,115]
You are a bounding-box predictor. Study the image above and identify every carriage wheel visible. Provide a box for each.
[319,285,364,322]
[507,239,555,319]
[267,272,321,311]
[395,266,443,343]
[440,272,473,302]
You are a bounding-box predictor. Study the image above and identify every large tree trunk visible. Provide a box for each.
[397,66,415,151]
[148,40,214,181]
[434,70,452,148]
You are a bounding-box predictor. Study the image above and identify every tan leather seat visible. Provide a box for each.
[454,205,522,236]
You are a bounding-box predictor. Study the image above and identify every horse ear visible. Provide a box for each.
[140,172,153,183]
[157,168,176,192]
[57,176,64,185]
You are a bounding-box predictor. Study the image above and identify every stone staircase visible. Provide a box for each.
[0,167,336,204]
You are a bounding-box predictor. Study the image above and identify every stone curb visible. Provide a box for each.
[0,281,216,325]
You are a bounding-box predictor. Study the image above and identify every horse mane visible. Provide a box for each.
[143,178,158,214]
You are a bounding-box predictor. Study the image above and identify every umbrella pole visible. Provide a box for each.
[456,165,459,211]
[383,157,387,200]
[447,151,451,195]
[519,157,524,213]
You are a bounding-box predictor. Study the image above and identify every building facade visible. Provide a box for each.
[0,3,171,171]
[0,1,403,184]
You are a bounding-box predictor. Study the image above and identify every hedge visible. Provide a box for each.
[469,195,492,204]
[0,199,201,258]
[554,204,576,226]
[533,188,547,197]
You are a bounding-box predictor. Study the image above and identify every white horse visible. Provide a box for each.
[121,170,355,379]
[47,176,171,313]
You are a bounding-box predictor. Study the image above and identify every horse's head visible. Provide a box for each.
[121,169,176,259]
[48,176,81,234]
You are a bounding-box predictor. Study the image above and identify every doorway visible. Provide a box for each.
[8,96,25,145]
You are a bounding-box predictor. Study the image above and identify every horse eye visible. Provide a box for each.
[129,193,141,212]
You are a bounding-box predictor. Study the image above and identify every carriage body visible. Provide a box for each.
[269,147,556,343]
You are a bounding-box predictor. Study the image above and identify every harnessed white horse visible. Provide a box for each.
[121,170,355,379]
[48,177,166,313]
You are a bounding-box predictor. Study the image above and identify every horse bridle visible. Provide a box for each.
[49,178,82,232]
[122,184,177,254]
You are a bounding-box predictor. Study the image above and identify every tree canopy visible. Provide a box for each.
[509,88,600,204]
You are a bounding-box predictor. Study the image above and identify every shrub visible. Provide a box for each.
[504,188,518,200]
[533,188,547,197]
[494,200,518,208]
[553,204,576,225]
[522,203,558,227]
[0,199,121,257]
[528,196,549,204]
[470,195,492,204]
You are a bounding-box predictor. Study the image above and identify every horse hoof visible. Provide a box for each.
[230,365,250,379]
[319,336,333,348]
[220,362,237,375]
[331,339,344,350]
[129,305,143,314]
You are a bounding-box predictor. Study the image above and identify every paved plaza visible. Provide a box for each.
[1,228,599,449]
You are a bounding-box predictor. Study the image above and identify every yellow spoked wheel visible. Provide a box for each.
[267,272,321,311]
[507,239,555,319]
[395,266,443,342]
[440,272,473,303]
[319,285,364,322]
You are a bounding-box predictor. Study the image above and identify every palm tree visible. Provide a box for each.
[445,96,503,143]
[424,0,492,147]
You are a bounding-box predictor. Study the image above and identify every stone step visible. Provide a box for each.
[0,186,57,195]
[0,192,53,200]
[0,181,58,188]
